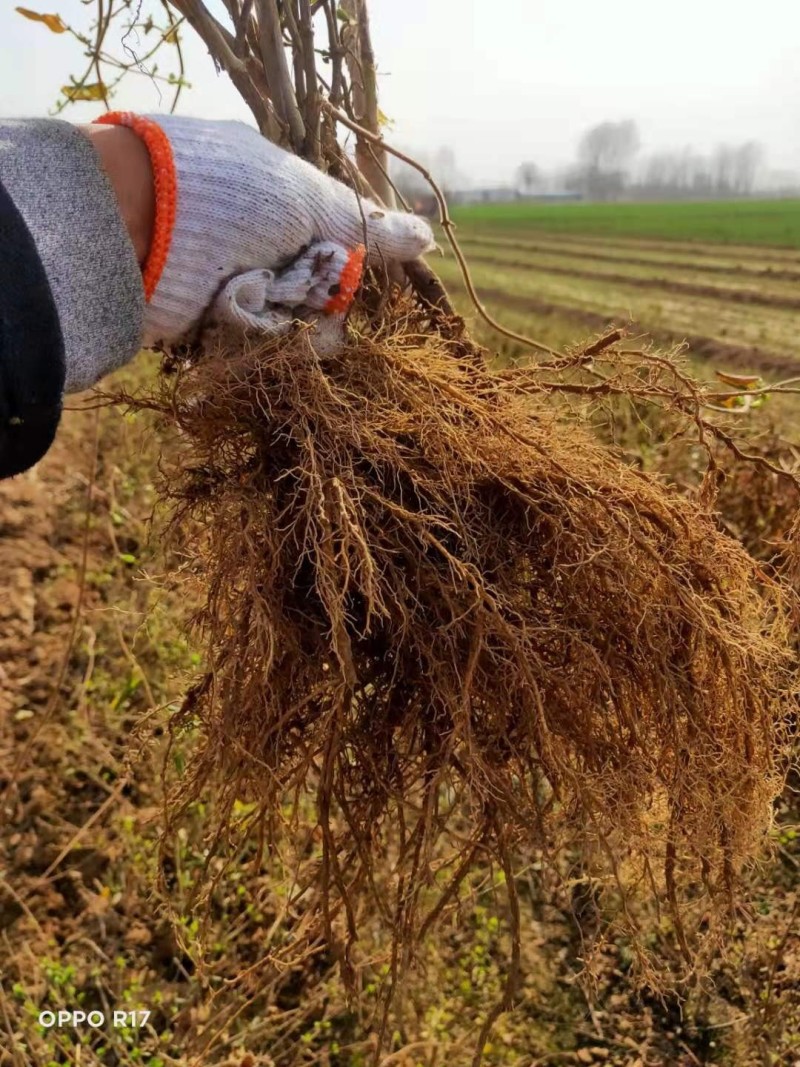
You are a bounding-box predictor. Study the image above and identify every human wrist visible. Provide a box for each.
[79,122,155,266]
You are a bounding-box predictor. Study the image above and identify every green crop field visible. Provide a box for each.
[437,199,800,374]
[451,198,800,248]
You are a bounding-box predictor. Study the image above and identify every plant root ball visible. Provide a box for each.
[147,307,792,973]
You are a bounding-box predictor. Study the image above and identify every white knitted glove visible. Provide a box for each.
[96,115,435,348]
[212,240,364,351]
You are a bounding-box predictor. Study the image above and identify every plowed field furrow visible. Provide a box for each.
[472,288,800,375]
[457,227,800,266]
[464,253,800,311]
[434,257,800,363]
[459,235,800,284]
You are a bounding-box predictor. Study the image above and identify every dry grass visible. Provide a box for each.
[110,305,796,1047]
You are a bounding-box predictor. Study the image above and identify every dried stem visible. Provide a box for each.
[255,0,306,149]
[297,0,322,165]
[170,0,245,73]
[340,0,395,207]
[325,102,561,357]
[169,0,280,136]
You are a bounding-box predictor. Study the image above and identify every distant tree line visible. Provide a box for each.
[392,120,793,209]
[526,120,771,202]
[635,142,764,199]
[390,146,463,209]
[556,121,766,200]
[569,119,641,200]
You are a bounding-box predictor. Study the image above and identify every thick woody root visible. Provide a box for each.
[140,308,793,978]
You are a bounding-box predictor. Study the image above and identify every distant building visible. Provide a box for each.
[474,186,518,203]
[449,189,583,206]
[520,192,584,203]
[410,189,583,217]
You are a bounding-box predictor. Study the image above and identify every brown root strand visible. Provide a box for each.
[127,303,794,1032]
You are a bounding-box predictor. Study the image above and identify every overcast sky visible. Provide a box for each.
[2,0,798,184]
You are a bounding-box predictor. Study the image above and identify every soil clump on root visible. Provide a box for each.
[134,306,793,986]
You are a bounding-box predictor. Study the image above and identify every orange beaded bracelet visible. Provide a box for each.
[323,244,365,315]
[94,112,177,302]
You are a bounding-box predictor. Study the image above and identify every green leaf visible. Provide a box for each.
[16,7,67,33]
[61,82,107,102]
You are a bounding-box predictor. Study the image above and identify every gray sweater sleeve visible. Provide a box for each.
[0,119,145,393]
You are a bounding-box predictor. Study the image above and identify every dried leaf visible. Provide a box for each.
[715,370,762,389]
[61,82,107,102]
[164,26,180,43]
[15,6,66,32]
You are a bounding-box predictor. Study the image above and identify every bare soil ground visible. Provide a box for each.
[435,227,800,379]
[458,234,800,278]
[474,287,800,375]
[2,271,800,1064]
[466,253,800,311]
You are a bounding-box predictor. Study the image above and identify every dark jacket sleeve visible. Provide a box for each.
[0,119,145,479]
[0,177,65,478]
